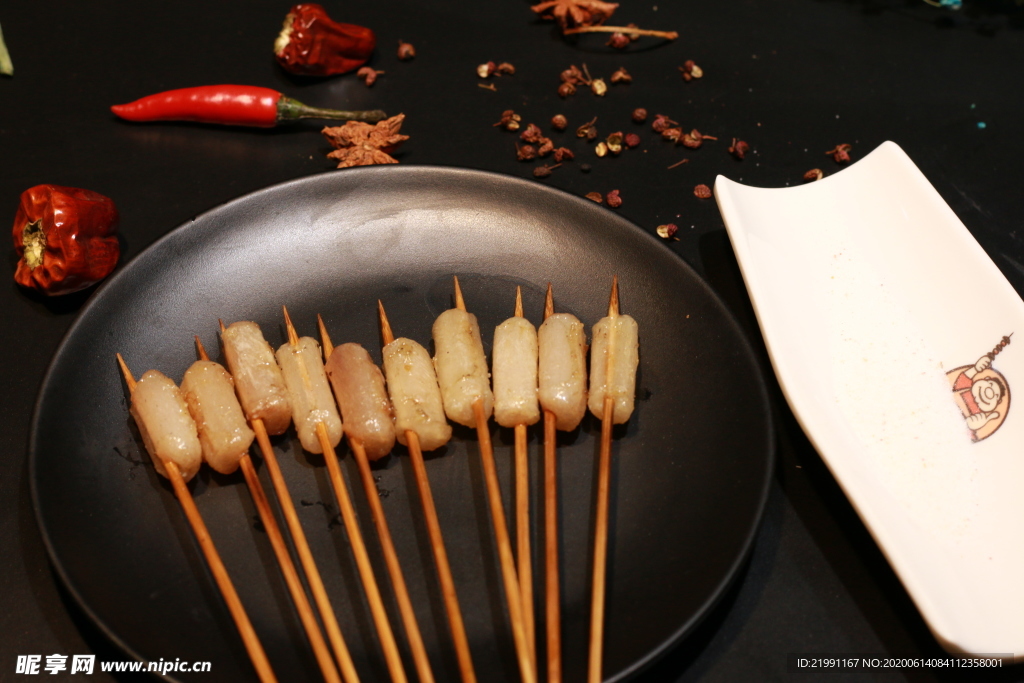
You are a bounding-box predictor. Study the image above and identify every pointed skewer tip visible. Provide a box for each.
[218,318,227,333]
[282,305,299,347]
[194,335,210,361]
[317,314,334,360]
[544,283,554,320]
[514,286,524,318]
[116,353,137,392]
[608,276,619,318]
[453,275,466,312]
[378,300,395,346]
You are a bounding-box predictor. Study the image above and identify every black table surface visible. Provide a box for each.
[3,1,1023,681]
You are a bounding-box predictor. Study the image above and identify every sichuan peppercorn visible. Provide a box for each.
[397,40,415,60]
[274,4,375,76]
[632,108,647,123]
[551,114,568,131]
[605,190,623,208]
[693,184,712,199]
[12,185,119,295]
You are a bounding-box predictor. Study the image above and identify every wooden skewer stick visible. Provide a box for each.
[282,307,409,683]
[318,316,436,683]
[194,337,341,683]
[378,300,478,683]
[587,277,619,683]
[453,278,536,683]
[512,287,536,676]
[219,320,360,683]
[116,354,278,683]
[541,284,561,683]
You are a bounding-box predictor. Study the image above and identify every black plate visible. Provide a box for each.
[30,167,773,682]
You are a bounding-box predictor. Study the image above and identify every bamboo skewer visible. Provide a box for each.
[541,284,561,683]
[218,321,360,683]
[378,301,478,683]
[281,307,409,683]
[194,338,341,683]
[453,278,536,683]
[587,278,619,683]
[318,316,436,683]
[511,287,536,677]
[116,354,278,683]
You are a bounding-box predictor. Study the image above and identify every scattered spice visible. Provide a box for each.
[495,109,522,131]
[12,185,120,295]
[826,143,852,164]
[561,65,586,85]
[606,131,624,154]
[667,158,689,169]
[558,82,577,98]
[681,129,717,149]
[591,78,608,96]
[728,138,750,160]
[496,62,516,75]
[553,147,575,162]
[477,61,497,78]
[397,40,415,60]
[516,144,538,161]
[661,127,683,143]
[605,189,623,208]
[651,114,677,133]
[533,163,562,178]
[478,83,498,91]
[625,133,640,148]
[551,114,568,131]
[356,67,384,86]
[804,168,824,182]
[531,0,620,30]
[632,108,648,123]
[609,67,632,84]
[585,191,604,203]
[693,184,713,199]
[595,142,609,157]
[273,4,375,76]
[538,138,555,156]
[679,60,704,81]
[322,113,409,168]
[520,123,544,144]
[576,116,598,140]
[607,33,630,49]
[656,223,679,239]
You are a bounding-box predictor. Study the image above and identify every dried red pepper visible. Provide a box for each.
[12,185,119,295]
[111,86,386,128]
[274,4,375,76]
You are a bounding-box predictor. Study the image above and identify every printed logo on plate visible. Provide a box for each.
[947,334,1012,442]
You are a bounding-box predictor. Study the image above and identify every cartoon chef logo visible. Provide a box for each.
[946,334,1012,442]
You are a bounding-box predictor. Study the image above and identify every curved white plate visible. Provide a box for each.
[715,141,1024,657]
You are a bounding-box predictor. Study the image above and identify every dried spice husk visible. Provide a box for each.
[585,191,604,203]
[356,66,384,86]
[656,223,678,239]
[651,114,677,133]
[531,0,620,30]
[728,138,750,160]
[551,114,568,131]
[553,147,575,162]
[826,144,852,163]
[606,131,624,154]
[533,163,562,178]
[323,113,408,168]
[624,133,640,148]
[680,129,717,149]
[804,168,824,182]
[576,116,598,139]
[693,184,712,199]
[679,60,703,81]
[496,62,516,75]
[610,67,632,84]
[397,40,415,60]
[605,189,622,207]
[517,143,538,161]
[477,61,497,78]
[632,108,647,123]
[495,109,522,131]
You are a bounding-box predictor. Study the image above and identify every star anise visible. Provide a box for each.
[531,0,619,30]
[322,114,409,168]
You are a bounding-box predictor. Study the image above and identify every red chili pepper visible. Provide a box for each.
[110,85,386,127]
[274,4,375,76]
[12,185,119,296]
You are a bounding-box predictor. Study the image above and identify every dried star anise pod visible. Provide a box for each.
[607,33,629,49]
[520,123,544,144]
[680,129,717,149]
[356,66,384,87]
[585,191,604,203]
[693,184,712,199]
[605,189,623,208]
[516,144,538,161]
[494,109,522,131]
[804,168,824,182]
[728,138,750,160]
[632,108,648,123]
[610,67,632,84]
[576,117,598,140]
[534,163,562,178]
[656,223,678,239]
[323,114,409,168]
[538,138,555,156]
[397,41,415,60]
[551,114,568,131]
[496,62,516,75]
[679,60,703,81]
[661,127,683,143]
[651,114,678,133]
[558,82,577,98]
[606,131,624,154]
[826,144,852,164]
[477,61,497,78]
[531,0,620,31]
[625,133,640,148]
[553,147,575,162]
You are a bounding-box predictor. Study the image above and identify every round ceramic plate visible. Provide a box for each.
[31,166,772,682]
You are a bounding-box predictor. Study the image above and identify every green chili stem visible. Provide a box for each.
[277,97,385,124]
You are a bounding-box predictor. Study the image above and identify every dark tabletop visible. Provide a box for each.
[3,1,1024,681]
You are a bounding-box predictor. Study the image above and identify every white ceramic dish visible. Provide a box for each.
[715,141,1024,658]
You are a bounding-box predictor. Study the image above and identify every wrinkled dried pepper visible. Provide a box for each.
[13,185,120,295]
[274,4,375,76]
